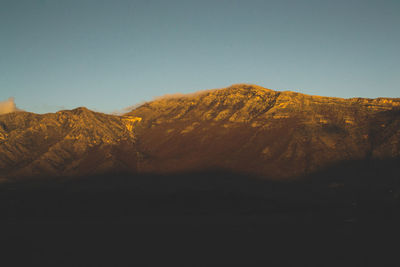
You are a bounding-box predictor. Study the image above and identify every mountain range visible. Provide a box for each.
[2,84,400,266]
[1,84,399,180]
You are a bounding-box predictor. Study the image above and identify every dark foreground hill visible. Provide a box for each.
[1,158,400,266]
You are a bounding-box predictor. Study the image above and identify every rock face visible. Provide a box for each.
[128,84,400,178]
[0,107,140,179]
[1,84,399,179]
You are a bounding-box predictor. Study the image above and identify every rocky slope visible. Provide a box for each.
[1,84,399,180]
[0,107,141,179]
[128,84,400,178]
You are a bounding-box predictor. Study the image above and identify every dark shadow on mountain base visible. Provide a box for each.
[1,158,400,266]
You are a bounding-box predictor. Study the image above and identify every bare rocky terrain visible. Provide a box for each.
[0,107,140,179]
[1,84,399,180]
[129,84,400,177]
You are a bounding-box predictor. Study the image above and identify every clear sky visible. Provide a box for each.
[1,0,399,114]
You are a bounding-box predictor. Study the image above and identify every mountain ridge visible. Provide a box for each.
[127,84,400,177]
[1,84,399,180]
[0,107,140,179]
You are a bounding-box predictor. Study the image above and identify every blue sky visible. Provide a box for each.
[1,0,399,113]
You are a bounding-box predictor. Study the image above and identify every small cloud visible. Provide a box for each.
[111,90,215,115]
[153,89,215,101]
[110,86,234,115]
[111,101,147,115]
[0,97,20,115]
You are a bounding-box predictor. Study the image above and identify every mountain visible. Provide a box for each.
[128,84,400,178]
[2,84,400,266]
[1,84,399,180]
[0,107,140,179]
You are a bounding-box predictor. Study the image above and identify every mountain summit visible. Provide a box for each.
[128,84,400,177]
[1,84,399,180]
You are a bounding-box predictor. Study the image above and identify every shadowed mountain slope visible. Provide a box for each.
[128,84,400,178]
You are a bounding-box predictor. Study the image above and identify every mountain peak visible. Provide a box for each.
[225,83,273,92]
[65,106,93,114]
[72,106,90,112]
[125,84,400,177]
[128,85,400,122]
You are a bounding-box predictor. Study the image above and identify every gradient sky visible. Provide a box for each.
[1,0,399,114]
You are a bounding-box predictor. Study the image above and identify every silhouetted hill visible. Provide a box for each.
[2,157,399,219]
[1,158,400,266]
